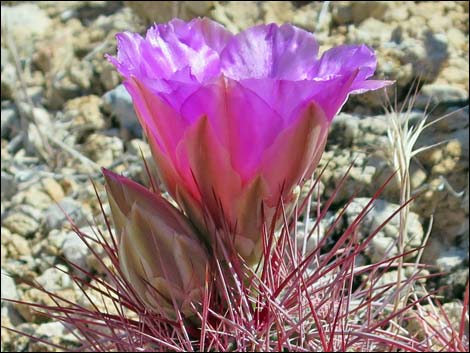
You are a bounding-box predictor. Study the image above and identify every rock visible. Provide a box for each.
[291,2,330,34]
[64,95,106,135]
[1,105,19,139]
[440,267,469,299]
[18,187,53,211]
[332,1,391,24]
[2,211,40,237]
[414,83,468,109]
[401,32,449,83]
[2,231,31,258]
[1,171,17,201]
[1,270,18,301]
[31,321,79,351]
[82,133,124,167]
[125,1,212,24]
[211,1,260,33]
[35,265,72,292]
[1,269,23,331]
[61,231,90,275]
[41,178,65,202]
[44,198,89,232]
[68,60,95,91]
[1,4,52,55]
[435,247,467,272]
[15,288,55,323]
[262,1,295,25]
[102,85,140,137]
[1,48,13,99]
[47,230,68,253]
[295,212,335,256]
[342,198,424,263]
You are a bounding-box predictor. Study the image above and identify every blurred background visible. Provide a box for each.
[1,1,468,351]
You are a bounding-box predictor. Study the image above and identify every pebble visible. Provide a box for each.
[1,106,19,139]
[1,171,17,201]
[2,212,40,237]
[1,270,19,301]
[44,198,89,232]
[35,265,73,292]
[102,84,141,137]
[41,178,65,202]
[61,231,91,275]
[342,198,424,263]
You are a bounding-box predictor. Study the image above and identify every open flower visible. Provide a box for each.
[107,18,392,263]
[103,168,208,319]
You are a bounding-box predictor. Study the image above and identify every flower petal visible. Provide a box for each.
[179,78,285,181]
[108,18,232,83]
[102,168,194,237]
[176,116,242,224]
[221,23,319,80]
[258,101,329,204]
[308,44,393,94]
[237,74,358,123]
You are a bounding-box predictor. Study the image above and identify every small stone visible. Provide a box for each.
[15,288,54,323]
[48,230,68,252]
[415,83,468,109]
[64,95,106,133]
[21,188,52,210]
[125,1,212,24]
[1,61,16,100]
[35,265,72,292]
[102,85,140,137]
[2,212,40,237]
[1,4,51,55]
[1,270,18,301]
[61,231,90,275]
[1,106,19,139]
[1,171,17,201]
[435,247,467,272]
[3,232,30,258]
[211,1,260,33]
[342,198,424,263]
[31,321,79,351]
[333,1,390,24]
[82,133,124,167]
[44,198,89,232]
[41,178,65,202]
[402,32,449,83]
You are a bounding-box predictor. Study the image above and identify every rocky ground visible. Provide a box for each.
[1,1,468,351]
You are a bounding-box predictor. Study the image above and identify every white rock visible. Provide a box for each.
[343,198,424,263]
[44,198,89,232]
[35,265,72,292]
[435,247,467,272]
[1,4,52,53]
[102,85,140,137]
[61,231,90,274]
[1,270,18,301]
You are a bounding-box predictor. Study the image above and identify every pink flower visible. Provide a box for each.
[107,18,391,263]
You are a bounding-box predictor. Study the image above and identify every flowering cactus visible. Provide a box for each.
[103,168,208,319]
[107,18,391,263]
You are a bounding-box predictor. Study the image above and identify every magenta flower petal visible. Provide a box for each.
[107,18,393,263]
[107,18,232,83]
[237,73,357,123]
[179,78,284,181]
[259,101,328,203]
[221,23,319,80]
[307,44,392,94]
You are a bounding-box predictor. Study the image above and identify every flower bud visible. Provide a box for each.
[103,168,208,319]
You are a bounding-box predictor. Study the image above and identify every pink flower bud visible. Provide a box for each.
[103,169,208,319]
